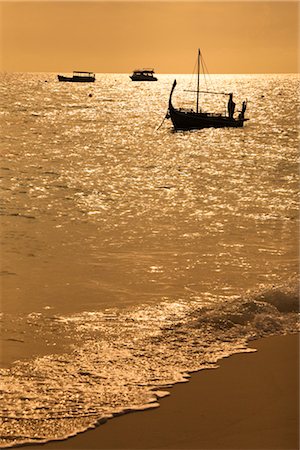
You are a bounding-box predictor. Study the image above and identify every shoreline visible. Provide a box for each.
[23,333,299,450]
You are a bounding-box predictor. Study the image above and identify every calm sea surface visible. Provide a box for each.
[0,73,299,447]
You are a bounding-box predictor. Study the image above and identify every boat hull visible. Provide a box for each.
[169,106,246,130]
[130,75,157,81]
[57,75,95,83]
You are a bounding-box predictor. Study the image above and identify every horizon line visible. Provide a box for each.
[1,71,299,75]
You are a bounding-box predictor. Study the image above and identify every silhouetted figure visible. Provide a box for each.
[228,93,236,118]
[238,101,247,120]
[241,101,247,118]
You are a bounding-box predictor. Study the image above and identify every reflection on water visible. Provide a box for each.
[1,73,298,316]
[0,73,299,447]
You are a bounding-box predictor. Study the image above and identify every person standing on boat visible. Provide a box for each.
[228,93,236,118]
[238,100,247,120]
[240,100,247,119]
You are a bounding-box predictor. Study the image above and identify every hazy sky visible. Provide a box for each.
[1,1,298,73]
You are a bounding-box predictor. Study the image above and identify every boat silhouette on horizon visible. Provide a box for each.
[130,69,157,81]
[57,71,96,83]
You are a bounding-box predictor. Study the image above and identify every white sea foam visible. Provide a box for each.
[0,72,298,447]
[0,279,298,448]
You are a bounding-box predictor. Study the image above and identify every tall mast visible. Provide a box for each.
[196,49,200,114]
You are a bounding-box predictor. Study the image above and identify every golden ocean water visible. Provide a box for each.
[0,73,299,447]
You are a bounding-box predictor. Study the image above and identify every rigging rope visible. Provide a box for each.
[155,111,169,131]
[200,52,216,92]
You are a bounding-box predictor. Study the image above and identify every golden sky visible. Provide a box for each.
[0,1,298,73]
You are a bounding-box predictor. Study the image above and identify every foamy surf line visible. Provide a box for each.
[0,279,299,448]
[22,333,299,450]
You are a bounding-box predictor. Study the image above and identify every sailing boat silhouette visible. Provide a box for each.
[167,49,248,131]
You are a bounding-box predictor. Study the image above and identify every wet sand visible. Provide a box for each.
[26,333,299,450]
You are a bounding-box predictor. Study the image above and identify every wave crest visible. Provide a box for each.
[252,280,299,313]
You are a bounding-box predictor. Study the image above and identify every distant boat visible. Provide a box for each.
[167,49,248,130]
[57,71,96,83]
[130,69,157,81]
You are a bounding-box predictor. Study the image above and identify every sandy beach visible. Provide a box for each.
[25,333,299,450]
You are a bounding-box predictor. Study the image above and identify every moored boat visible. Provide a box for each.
[130,69,157,81]
[167,50,248,131]
[57,71,96,83]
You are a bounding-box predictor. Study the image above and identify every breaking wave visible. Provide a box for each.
[0,279,298,448]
